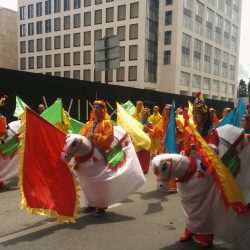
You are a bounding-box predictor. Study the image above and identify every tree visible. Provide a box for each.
[238,79,248,97]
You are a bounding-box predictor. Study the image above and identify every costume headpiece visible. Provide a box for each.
[0,94,8,108]
[193,92,208,114]
[93,100,107,110]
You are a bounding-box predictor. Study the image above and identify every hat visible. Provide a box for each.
[93,100,107,110]
[193,92,208,114]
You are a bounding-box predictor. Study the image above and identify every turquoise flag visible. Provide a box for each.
[164,101,177,153]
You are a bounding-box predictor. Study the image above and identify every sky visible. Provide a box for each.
[0,0,250,82]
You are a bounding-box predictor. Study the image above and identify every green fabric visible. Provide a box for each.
[14,96,28,117]
[0,137,19,157]
[68,118,84,134]
[122,101,135,115]
[221,151,241,176]
[41,99,62,125]
[107,145,125,168]
[112,120,117,126]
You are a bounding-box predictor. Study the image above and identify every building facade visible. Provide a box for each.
[18,0,242,101]
[0,7,18,70]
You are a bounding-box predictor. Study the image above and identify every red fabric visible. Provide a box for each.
[194,233,214,244]
[168,179,177,191]
[137,149,150,174]
[0,116,6,137]
[23,108,77,217]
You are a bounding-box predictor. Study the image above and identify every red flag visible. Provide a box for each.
[19,108,79,223]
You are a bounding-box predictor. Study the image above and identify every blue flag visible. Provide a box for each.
[217,98,246,128]
[164,101,177,153]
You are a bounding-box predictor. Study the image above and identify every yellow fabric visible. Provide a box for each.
[189,123,246,208]
[132,106,143,121]
[149,113,162,126]
[55,108,70,133]
[188,101,194,124]
[117,103,151,151]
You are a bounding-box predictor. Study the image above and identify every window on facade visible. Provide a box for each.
[54,36,61,49]
[204,43,212,73]
[37,39,43,51]
[64,71,70,78]
[180,72,190,86]
[20,24,26,37]
[106,28,114,37]
[45,55,52,68]
[94,71,101,82]
[73,52,80,65]
[54,54,61,67]
[224,20,230,49]
[181,33,191,67]
[94,29,102,40]
[64,16,70,30]
[213,48,221,76]
[45,37,52,50]
[83,69,91,81]
[222,52,229,79]
[83,50,91,64]
[84,31,91,45]
[84,12,91,26]
[117,26,126,41]
[64,53,70,66]
[54,0,61,13]
[225,2,232,18]
[213,80,219,92]
[73,33,81,47]
[95,0,102,4]
[45,0,51,15]
[164,31,171,45]
[20,41,26,53]
[74,0,81,9]
[203,78,210,90]
[20,58,26,70]
[37,56,43,68]
[120,46,125,61]
[230,55,236,80]
[129,24,138,39]
[164,51,171,64]
[217,0,224,11]
[54,71,61,77]
[118,5,126,21]
[20,6,25,20]
[215,14,222,44]
[64,0,70,11]
[193,38,202,71]
[166,0,172,5]
[45,19,52,33]
[107,69,113,82]
[95,10,102,25]
[192,75,201,88]
[221,82,227,93]
[54,18,61,31]
[36,2,43,16]
[28,40,34,52]
[229,84,234,95]
[195,1,204,35]
[106,7,114,23]
[36,21,43,34]
[128,66,137,81]
[64,34,71,48]
[116,67,125,82]
[165,11,172,25]
[206,8,213,40]
[232,25,238,52]
[183,0,192,30]
[130,2,139,19]
[84,0,91,7]
[28,57,34,69]
[129,45,138,60]
[28,4,34,18]
[74,14,81,28]
[73,70,81,80]
[28,23,34,36]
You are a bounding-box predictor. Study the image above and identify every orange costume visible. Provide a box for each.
[79,100,114,153]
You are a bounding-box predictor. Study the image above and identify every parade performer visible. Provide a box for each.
[149,106,162,156]
[0,95,8,142]
[209,108,219,127]
[153,93,247,249]
[137,108,153,174]
[219,107,231,123]
[132,101,144,121]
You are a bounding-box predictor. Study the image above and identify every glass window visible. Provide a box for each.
[54,0,61,13]
[129,24,138,39]
[45,37,52,50]
[28,4,34,19]
[95,0,102,4]
[94,71,102,82]
[222,51,229,78]
[45,19,52,33]
[129,45,138,60]
[163,51,171,64]
[95,10,102,25]
[54,54,61,67]
[130,2,139,19]
[64,71,71,78]
[166,0,173,5]
[83,69,91,81]
[54,72,61,77]
[106,7,114,23]
[120,46,125,61]
[64,16,70,30]
[180,72,190,86]
[213,48,221,76]
[64,53,70,66]
[232,25,238,52]
[36,2,43,16]
[54,17,61,31]
[116,67,125,82]
[20,24,26,37]
[94,29,102,40]
[64,34,71,48]
[73,52,80,65]
[74,14,81,28]
[105,28,113,37]
[164,31,171,45]
[73,33,81,47]
[206,8,214,40]
[28,40,34,52]
[37,56,43,68]
[193,39,202,71]
[215,14,222,44]
[221,82,227,93]
[83,50,91,64]
[64,0,70,11]
[73,70,81,80]
[204,43,212,73]
[192,75,201,88]
[28,23,34,36]
[74,0,81,9]
[54,36,61,49]
[213,80,219,92]
[20,6,25,20]
[20,41,26,53]
[36,21,43,34]
[28,57,34,69]
[20,58,26,70]
[203,78,210,90]
[84,31,91,45]
[117,26,126,41]
[184,0,192,10]
[165,11,172,25]
[118,5,126,21]
[128,66,137,81]
[84,12,91,26]
[37,39,43,51]
[45,0,51,15]
[84,0,91,7]
[230,55,236,80]
[181,33,191,67]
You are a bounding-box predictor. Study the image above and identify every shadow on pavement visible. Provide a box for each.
[135,190,170,202]
[1,212,135,247]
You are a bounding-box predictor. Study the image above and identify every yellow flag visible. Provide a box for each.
[117,103,151,151]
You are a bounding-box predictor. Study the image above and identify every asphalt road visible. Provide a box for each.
[0,172,250,250]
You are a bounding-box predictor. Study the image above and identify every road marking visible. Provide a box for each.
[0,203,121,244]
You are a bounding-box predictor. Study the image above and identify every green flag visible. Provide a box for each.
[68,118,84,134]
[14,96,28,117]
[122,101,135,115]
[41,99,62,125]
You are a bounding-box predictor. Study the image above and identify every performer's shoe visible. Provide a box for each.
[93,209,106,217]
[179,229,193,242]
[168,189,177,194]
[82,206,96,213]
[198,242,213,249]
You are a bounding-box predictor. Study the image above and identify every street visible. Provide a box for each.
[0,172,250,250]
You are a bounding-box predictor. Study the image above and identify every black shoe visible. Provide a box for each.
[93,209,106,217]
[82,206,96,213]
